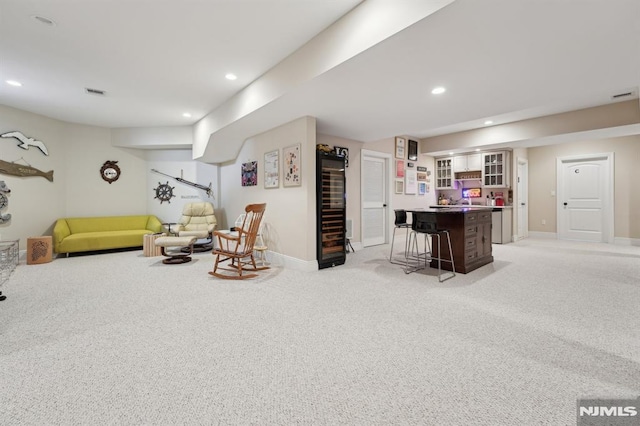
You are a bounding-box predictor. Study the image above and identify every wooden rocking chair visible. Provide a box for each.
[209,203,268,280]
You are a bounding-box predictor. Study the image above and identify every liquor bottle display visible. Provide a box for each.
[316,151,346,269]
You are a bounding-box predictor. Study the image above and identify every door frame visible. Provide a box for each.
[556,152,614,243]
[360,149,392,246]
[516,158,529,241]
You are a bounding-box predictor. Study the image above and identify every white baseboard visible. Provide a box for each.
[523,233,639,246]
[614,237,640,247]
[528,231,557,239]
[265,251,318,272]
[264,244,367,271]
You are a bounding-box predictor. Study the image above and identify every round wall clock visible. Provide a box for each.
[100,161,121,184]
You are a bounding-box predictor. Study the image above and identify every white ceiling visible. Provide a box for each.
[0,0,362,127]
[1,0,639,157]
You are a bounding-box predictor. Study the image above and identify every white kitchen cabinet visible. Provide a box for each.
[435,157,454,189]
[482,151,510,188]
[453,153,482,172]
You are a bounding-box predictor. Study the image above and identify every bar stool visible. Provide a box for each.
[428,229,456,282]
[389,209,412,265]
[408,211,456,282]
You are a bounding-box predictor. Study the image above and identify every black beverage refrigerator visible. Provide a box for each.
[316,151,346,269]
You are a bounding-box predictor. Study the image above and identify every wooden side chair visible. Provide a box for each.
[209,203,268,280]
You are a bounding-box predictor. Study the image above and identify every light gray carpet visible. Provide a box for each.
[1,239,639,425]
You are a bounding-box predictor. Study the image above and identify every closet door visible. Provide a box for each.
[361,154,386,247]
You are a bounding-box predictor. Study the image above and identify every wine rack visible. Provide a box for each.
[316,151,346,269]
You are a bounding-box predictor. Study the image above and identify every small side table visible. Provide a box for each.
[143,233,165,257]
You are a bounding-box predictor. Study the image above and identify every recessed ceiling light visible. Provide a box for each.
[475,148,481,152]
[31,15,56,26]
[431,87,446,95]
[6,80,22,87]
[484,120,493,125]
[225,73,237,81]
[448,152,454,155]
[183,113,192,118]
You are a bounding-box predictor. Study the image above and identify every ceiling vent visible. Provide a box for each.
[85,88,106,96]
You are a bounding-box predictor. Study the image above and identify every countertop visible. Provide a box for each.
[429,205,513,210]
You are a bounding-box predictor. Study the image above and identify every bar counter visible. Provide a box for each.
[408,207,493,273]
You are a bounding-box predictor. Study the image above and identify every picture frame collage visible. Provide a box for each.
[395,137,429,195]
[245,143,302,189]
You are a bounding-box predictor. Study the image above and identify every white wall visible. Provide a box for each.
[365,136,438,212]
[146,150,218,224]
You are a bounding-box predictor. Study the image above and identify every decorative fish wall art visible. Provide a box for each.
[1,131,49,156]
[0,159,53,182]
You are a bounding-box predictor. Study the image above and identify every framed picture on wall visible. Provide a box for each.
[408,139,418,161]
[283,143,301,187]
[405,169,417,194]
[396,160,405,178]
[264,149,279,188]
[395,179,404,194]
[395,137,406,159]
[241,161,258,187]
[418,182,427,195]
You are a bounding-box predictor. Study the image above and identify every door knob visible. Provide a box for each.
[563,202,568,206]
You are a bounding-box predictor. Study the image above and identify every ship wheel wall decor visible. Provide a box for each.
[154,181,175,204]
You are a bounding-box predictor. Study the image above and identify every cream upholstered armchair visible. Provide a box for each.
[174,202,217,251]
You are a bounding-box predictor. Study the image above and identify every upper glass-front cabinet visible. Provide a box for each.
[435,157,454,189]
[482,151,509,187]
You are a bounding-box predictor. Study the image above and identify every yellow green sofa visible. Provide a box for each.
[53,215,163,255]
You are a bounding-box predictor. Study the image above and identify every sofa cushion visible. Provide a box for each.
[57,230,152,253]
[66,216,152,234]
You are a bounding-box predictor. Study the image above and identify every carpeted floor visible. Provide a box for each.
[0,238,639,425]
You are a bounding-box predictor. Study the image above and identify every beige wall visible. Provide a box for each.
[0,105,149,248]
[218,116,317,267]
[528,135,640,239]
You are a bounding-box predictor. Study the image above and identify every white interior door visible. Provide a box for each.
[516,159,529,240]
[557,153,613,243]
[361,150,389,247]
